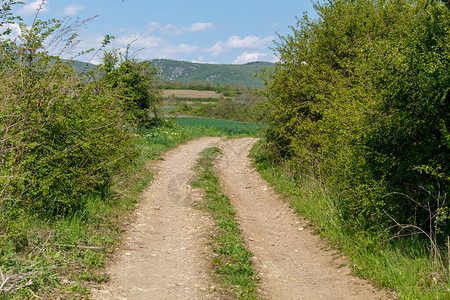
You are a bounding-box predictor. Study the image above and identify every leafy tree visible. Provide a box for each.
[262,0,450,240]
[101,45,162,126]
[0,10,134,223]
[361,1,450,236]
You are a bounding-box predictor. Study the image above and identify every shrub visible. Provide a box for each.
[262,0,450,242]
[101,45,162,126]
[0,10,134,228]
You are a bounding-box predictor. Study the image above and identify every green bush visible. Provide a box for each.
[0,13,134,224]
[101,47,162,126]
[262,0,450,241]
[360,2,450,235]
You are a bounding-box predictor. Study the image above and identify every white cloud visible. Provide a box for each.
[192,56,217,64]
[232,51,278,64]
[18,0,49,16]
[226,35,273,49]
[64,4,83,16]
[208,41,225,57]
[116,34,166,49]
[184,22,214,33]
[208,35,273,57]
[270,22,280,29]
[1,23,22,39]
[147,22,214,36]
[148,22,180,35]
[173,43,198,54]
[109,33,199,60]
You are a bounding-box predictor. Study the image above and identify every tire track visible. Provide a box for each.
[217,138,388,300]
[94,137,221,300]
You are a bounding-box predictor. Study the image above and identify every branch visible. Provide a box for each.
[0,268,9,291]
[382,191,427,209]
[53,244,103,250]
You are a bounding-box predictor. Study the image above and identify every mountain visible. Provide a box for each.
[150,59,274,88]
[65,60,97,73]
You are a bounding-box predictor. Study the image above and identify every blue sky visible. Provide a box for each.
[11,0,317,64]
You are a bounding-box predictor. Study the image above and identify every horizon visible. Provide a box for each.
[9,0,317,65]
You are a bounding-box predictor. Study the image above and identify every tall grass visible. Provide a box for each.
[0,123,232,298]
[251,141,450,299]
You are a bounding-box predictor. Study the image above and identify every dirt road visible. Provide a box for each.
[94,137,388,299]
[217,138,387,299]
[94,137,221,299]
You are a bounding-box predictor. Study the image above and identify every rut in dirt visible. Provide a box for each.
[217,138,388,300]
[93,137,388,300]
[93,137,221,300]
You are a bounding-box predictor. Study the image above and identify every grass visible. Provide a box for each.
[176,117,266,136]
[192,147,259,299]
[251,140,450,300]
[162,89,222,99]
[0,122,238,299]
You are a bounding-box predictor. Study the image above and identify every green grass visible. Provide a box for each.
[165,96,219,102]
[192,147,259,299]
[0,123,240,299]
[176,117,266,136]
[251,140,450,300]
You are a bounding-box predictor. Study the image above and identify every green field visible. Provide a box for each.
[175,117,266,136]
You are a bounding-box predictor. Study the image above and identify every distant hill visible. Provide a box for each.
[150,59,274,88]
[65,60,97,73]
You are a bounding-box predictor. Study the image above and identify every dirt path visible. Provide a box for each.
[94,137,221,300]
[217,138,388,299]
[94,137,388,300]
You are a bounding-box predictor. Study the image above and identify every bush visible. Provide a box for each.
[0,11,134,227]
[101,46,162,126]
[262,0,450,241]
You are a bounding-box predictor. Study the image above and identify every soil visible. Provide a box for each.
[93,137,222,300]
[217,138,389,300]
[93,137,389,300]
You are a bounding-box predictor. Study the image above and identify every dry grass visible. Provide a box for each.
[162,89,222,99]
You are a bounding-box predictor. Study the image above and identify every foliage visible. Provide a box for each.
[0,14,134,223]
[153,58,273,88]
[0,4,161,297]
[0,1,22,37]
[101,46,162,126]
[251,140,450,299]
[361,1,450,238]
[262,0,450,287]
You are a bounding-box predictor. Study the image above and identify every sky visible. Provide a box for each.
[10,0,317,65]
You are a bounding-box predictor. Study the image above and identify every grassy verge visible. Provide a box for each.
[251,141,450,300]
[192,147,259,299]
[176,117,266,137]
[0,122,246,299]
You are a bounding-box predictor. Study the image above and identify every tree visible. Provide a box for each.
[101,44,162,126]
[262,0,450,238]
[0,7,134,220]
